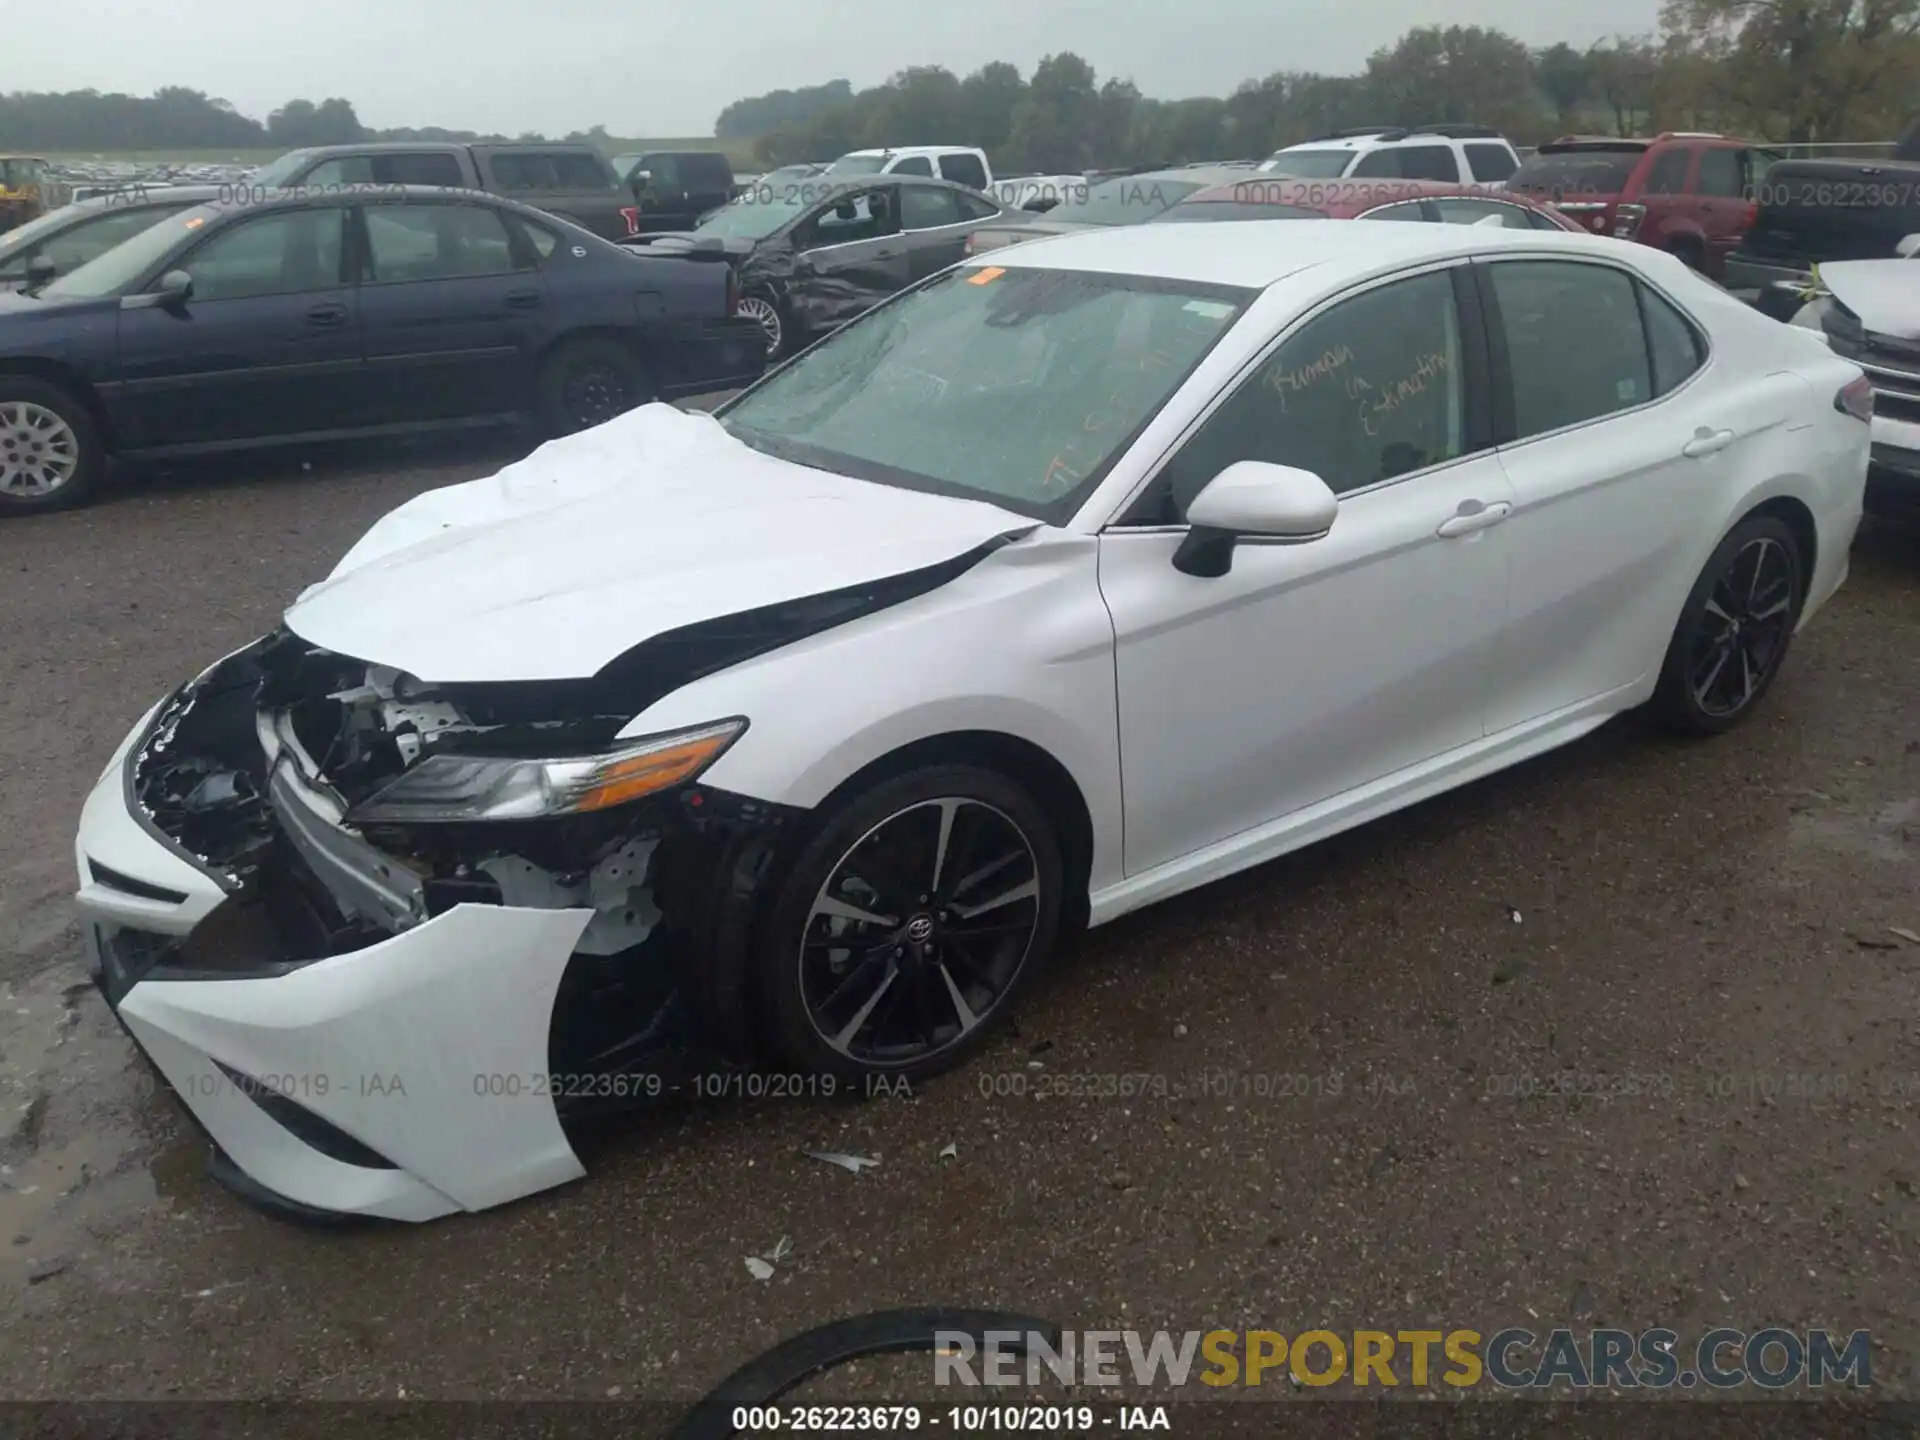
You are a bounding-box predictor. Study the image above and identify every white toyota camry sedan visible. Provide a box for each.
[74,221,1869,1222]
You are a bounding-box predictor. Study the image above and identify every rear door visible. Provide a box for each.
[353,196,552,424]
[113,202,366,450]
[1476,256,1798,731]
[788,184,910,333]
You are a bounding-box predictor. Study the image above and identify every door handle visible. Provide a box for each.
[1682,427,1735,457]
[304,302,348,327]
[504,288,543,309]
[1436,499,1512,538]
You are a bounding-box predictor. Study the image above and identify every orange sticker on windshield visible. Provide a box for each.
[183,215,205,229]
[967,266,1006,285]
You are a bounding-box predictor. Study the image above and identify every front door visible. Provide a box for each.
[113,203,364,451]
[789,185,910,334]
[1100,265,1514,875]
[354,199,551,424]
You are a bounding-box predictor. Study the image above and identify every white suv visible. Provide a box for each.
[1258,126,1520,187]
[826,146,993,191]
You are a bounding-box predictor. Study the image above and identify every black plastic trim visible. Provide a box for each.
[213,1059,400,1170]
[86,859,189,905]
[670,1309,1063,1439]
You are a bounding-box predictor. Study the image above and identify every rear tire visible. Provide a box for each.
[1651,514,1804,735]
[0,377,104,516]
[535,337,652,436]
[755,763,1065,1083]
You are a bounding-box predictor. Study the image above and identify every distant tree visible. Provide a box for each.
[266,97,363,146]
[715,80,855,139]
[1587,37,1661,135]
[1533,42,1595,126]
[1364,25,1542,134]
[1006,52,1102,170]
[960,62,1027,152]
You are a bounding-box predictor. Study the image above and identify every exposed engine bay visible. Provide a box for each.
[126,630,790,1098]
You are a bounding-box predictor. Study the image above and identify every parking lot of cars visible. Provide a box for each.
[3,123,1920,1421]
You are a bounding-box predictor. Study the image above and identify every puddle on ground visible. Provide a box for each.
[0,951,180,1287]
[1787,797,1919,866]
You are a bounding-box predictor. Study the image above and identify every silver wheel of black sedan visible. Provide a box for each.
[0,400,79,499]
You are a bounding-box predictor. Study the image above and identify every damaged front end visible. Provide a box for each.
[120,629,797,1109]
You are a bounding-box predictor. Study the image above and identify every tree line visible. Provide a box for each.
[728,0,1920,170]
[5,0,1917,163]
[0,89,625,153]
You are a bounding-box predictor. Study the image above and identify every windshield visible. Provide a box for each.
[1152,201,1327,222]
[1509,152,1639,195]
[43,205,209,298]
[827,154,889,175]
[0,203,90,258]
[1044,176,1205,225]
[1259,149,1356,178]
[250,150,314,187]
[718,265,1251,520]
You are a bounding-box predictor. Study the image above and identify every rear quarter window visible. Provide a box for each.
[1463,143,1518,182]
[939,153,990,190]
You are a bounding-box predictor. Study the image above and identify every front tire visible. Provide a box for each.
[1652,513,1804,734]
[736,291,789,360]
[756,764,1065,1083]
[0,378,103,515]
[536,337,652,436]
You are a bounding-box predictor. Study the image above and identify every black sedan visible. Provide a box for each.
[0,186,221,291]
[632,175,1013,358]
[0,184,765,514]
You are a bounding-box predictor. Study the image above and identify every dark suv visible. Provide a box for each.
[252,142,641,242]
[609,150,737,233]
[1507,132,1778,277]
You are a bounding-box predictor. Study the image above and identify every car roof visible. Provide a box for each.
[842,146,981,157]
[1179,178,1561,212]
[181,182,533,218]
[67,184,226,208]
[980,217,1607,288]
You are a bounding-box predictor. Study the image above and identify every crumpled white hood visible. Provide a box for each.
[284,403,1035,683]
[1818,259,1920,340]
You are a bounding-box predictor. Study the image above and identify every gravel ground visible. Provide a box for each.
[0,427,1917,1423]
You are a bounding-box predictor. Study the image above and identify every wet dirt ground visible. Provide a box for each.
[0,427,1917,1424]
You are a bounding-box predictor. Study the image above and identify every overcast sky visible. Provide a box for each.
[27,0,1661,138]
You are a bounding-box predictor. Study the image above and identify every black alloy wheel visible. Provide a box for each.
[757,765,1063,1080]
[1654,514,1803,733]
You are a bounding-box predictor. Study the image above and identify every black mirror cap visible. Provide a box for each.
[24,253,56,284]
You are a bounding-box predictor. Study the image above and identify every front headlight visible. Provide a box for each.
[345,718,747,824]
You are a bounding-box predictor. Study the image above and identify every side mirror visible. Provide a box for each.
[155,269,193,305]
[1897,233,1920,258]
[23,253,56,288]
[1174,461,1338,577]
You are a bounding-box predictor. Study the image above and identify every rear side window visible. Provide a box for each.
[1397,145,1460,182]
[551,153,616,190]
[376,152,464,187]
[488,153,614,192]
[939,153,989,190]
[1463,143,1518,181]
[1696,148,1743,197]
[1357,200,1429,222]
[957,191,1001,221]
[1487,260,1652,438]
[1639,283,1706,394]
[488,153,550,191]
[890,155,934,176]
[1431,197,1534,228]
[1350,149,1402,178]
[900,184,960,229]
[1641,149,1690,195]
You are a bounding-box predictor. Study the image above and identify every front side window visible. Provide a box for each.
[891,155,933,176]
[378,152,464,187]
[487,154,551,191]
[304,156,375,187]
[176,207,348,301]
[719,266,1251,521]
[1487,260,1651,439]
[799,189,898,248]
[827,154,889,175]
[363,203,519,282]
[1144,269,1467,520]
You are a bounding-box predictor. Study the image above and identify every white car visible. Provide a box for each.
[1260,126,1521,188]
[74,221,1868,1223]
[826,146,992,191]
